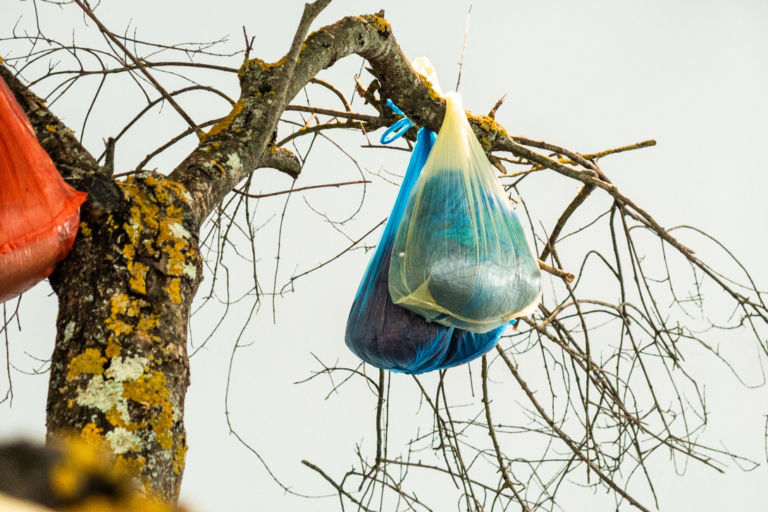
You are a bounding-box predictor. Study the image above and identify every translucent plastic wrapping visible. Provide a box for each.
[0,76,87,302]
[345,125,504,373]
[388,92,541,333]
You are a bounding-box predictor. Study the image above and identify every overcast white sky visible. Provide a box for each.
[2,1,768,511]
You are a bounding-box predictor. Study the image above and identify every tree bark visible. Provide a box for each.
[46,171,202,501]
[1,67,201,501]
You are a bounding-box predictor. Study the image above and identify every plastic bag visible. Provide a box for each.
[388,92,541,333]
[0,76,87,302]
[344,125,505,373]
[345,58,512,372]
[346,91,506,374]
[345,127,455,373]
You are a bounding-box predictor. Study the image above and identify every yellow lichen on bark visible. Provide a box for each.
[68,349,107,381]
[106,338,121,358]
[143,175,190,203]
[104,293,159,343]
[156,205,183,244]
[416,72,442,102]
[127,200,160,243]
[128,261,148,294]
[467,112,508,136]
[79,222,93,237]
[122,371,174,450]
[142,175,171,203]
[172,434,187,475]
[105,294,137,336]
[108,174,195,344]
[209,159,226,175]
[467,111,509,151]
[104,405,130,431]
[105,213,118,233]
[166,278,182,305]
[365,14,390,34]
[80,422,105,446]
[165,241,189,277]
[157,204,193,278]
[120,176,196,277]
[200,98,244,141]
[136,313,160,336]
[115,454,146,479]
[238,56,286,78]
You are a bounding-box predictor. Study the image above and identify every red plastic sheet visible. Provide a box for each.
[0,76,87,302]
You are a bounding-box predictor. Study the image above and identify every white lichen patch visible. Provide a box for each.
[75,375,130,423]
[183,263,197,279]
[105,356,149,382]
[226,153,242,178]
[177,187,192,203]
[106,427,141,454]
[170,396,183,423]
[168,221,191,240]
[62,322,76,344]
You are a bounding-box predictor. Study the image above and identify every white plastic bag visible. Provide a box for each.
[388,91,542,333]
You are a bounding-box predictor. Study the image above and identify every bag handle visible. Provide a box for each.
[379,100,415,145]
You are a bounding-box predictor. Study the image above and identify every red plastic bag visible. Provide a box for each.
[0,76,87,302]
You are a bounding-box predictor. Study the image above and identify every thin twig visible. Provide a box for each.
[540,184,596,262]
[538,259,574,283]
[496,345,651,512]
[285,104,378,122]
[455,5,472,92]
[488,93,506,119]
[481,356,532,512]
[234,180,370,199]
[302,460,375,512]
[71,0,201,134]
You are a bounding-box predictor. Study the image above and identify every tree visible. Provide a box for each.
[1,1,766,510]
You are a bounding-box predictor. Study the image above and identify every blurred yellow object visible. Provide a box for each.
[0,437,178,512]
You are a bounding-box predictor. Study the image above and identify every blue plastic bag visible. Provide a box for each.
[345,100,505,373]
[388,92,542,333]
[345,127,453,373]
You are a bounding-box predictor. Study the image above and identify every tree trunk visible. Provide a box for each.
[46,172,202,501]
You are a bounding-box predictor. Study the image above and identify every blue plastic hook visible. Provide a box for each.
[380,99,416,145]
